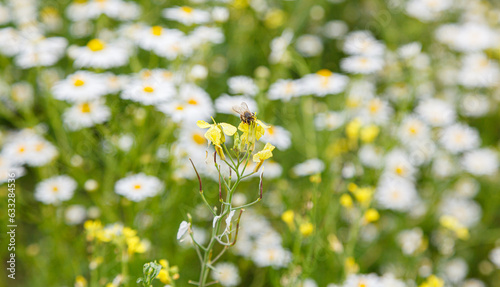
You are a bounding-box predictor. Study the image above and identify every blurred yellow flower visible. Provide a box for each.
[360,125,380,143]
[364,208,380,223]
[419,275,444,287]
[340,194,353,208]
[299,222,314,237]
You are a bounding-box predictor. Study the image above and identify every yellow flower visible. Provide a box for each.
[299,222,314,237]
[157,269,172,284]
[197,119,237,160]
[340,194,353,208]
[75,275,87,287]
[253,143,275,172]
[360,125,380,143]
[419,275,444,287]
[238,119,269,151]
[440,215,470,240]
[344,257,359,275]
[363,208,380,223]
[281,210,295,229]
[84,220,102,241]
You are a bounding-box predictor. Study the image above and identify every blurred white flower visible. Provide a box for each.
[35,175,77,205]
[114,173,164,202]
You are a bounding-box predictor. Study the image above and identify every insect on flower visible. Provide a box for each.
[232,102,255,124]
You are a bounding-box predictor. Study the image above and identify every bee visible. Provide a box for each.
[232,102,255,124]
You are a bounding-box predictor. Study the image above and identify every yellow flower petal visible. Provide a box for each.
[197,120,211,128]
[220,123,237,136]
[256,120,270,128]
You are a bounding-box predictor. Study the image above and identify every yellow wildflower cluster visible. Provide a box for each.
[156,259,180,285]
[439,215,470,240]
[419,275,444,287]
[84,220,148,254]
[281,210,314,237]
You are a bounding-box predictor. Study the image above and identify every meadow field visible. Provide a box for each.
[1,0,500,286]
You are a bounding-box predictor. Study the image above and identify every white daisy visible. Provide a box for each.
[398,228,424,255]
[376,176,419,212]
[405,0,452,22]
[52,70,109,103]
[439,123,480,154]
[397,115,430,145]
[292,159,325,176]
[252,246,292,268]
[384,149,416,180]
[134,25,184,53]
[15,37,67,69]
[1,131,58,167]
[489,247,500,269]
[343,273,382,287]
[460,93,489,117]
[359,97,393,125]
[315,111,345,131]
[458,53,500,88]
[65,205,87,225]
[343,31,385,56]
[269,29,293,64]
[415,98,456,127]
[267,79,305,102]
[301,69,349,97]
[260,125,291,150]
[228,76,258,96]
[69,38,130,69]
[35,175,77,205]
[211,263,241,287]
[215,94,258,114]
[120,77,175,106]
[63,100,111,131]
[439,197,482,228]
[114,173,164,202]
[341,55,384,74]
[295,34,323,57]
[163,6,211,26]
[461,149,498,176]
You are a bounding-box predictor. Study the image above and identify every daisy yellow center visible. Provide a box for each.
[134,184,142,190]
[143,86,154,93]
[52,186,59,193]
[35,143,44,151]
[360,58,369,66]
[188,99,198,105]
[285,82,294,94]
[358,282,367,287]
[18,146,26,153]
[454,133,464,143]
[142,70,152,79]
[316,69,333,77]
[395,166,404,175]
[408,125,418,135]
[73,78,85,87]
[87,39,105,52]
[80,103,91,113]
[181,6,193,13]
[151,26,163,36]
[268,126,275,135]
[192,134,205,145]
[391,191,400,199]
[176,105,184,111]
[162,71,173,79]
[369,100,380,114]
